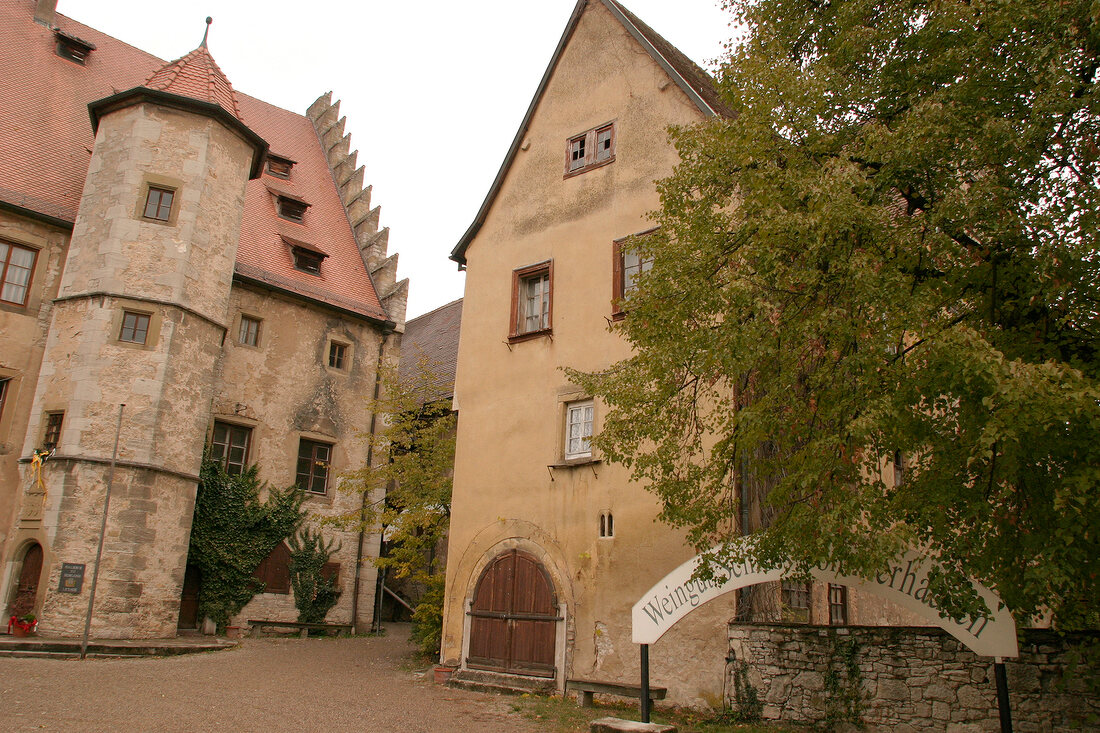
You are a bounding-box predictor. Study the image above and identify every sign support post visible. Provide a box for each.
[994,658,1013,733]
[80,403,124,661]
[640,643,651,723]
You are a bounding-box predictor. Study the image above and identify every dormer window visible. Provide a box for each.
[266,156,294,179]
[283,237,327,276]
[55,30,95,65]
[277,196,309,223]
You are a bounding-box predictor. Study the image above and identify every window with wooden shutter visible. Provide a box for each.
[254,542,291,594]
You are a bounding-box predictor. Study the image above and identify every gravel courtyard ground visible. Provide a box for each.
[0,624,543,733]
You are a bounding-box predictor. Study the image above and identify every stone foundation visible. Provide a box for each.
[727,623,1100,731]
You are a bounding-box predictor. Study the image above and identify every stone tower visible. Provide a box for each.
[20,39,266,637]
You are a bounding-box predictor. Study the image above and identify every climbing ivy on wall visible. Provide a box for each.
[187,457,306,628]
[823,636,864,730]
[288,525,341,625]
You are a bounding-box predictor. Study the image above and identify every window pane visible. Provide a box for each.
[596,127,613,162]
[569,137,586,170]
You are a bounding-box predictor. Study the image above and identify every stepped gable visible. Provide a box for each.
[306,92,408,333]
[0,1,394,326]
[235,93,393,325]
[143,45,243,122]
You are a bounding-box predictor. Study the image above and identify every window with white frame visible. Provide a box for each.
[564,400,593,460]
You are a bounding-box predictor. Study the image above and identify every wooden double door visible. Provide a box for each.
[467,551,560,677]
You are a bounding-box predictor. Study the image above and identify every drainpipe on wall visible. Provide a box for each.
[351,331,390,634]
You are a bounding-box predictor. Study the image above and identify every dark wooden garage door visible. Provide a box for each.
[467,550,559,677]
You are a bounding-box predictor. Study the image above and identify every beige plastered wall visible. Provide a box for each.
[216,282,393,631]
[442,1,734,706]
[442,0,921,707]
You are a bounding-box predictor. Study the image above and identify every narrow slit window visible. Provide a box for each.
[599,512,614,538]
[143,187,174,221]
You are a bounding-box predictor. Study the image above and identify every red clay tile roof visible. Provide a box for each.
[143,45,244,122]
[0,0,389,324]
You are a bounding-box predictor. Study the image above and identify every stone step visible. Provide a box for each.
[450,668,557,696]
[0,636,235,658]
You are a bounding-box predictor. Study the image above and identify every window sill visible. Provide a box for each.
[564,155,615,180]
[610,310,626,322]
[549,457,600,469]
[508,328,552,344]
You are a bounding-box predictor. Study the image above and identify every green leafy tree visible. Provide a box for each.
[337,357,456,655]
[187,458,306,628]
[288,526,341,624]
[570,0,1099,627]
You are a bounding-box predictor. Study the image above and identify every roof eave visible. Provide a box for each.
[232,272,396,333]
[88,87,269,179]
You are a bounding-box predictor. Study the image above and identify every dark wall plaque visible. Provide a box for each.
[59,562,85,594]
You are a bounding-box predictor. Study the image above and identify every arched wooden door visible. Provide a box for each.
[467,550,559,677]
[10,543,43,618]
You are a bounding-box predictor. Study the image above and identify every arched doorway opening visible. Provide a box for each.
[9,542,43,618]
[467,550,560,677]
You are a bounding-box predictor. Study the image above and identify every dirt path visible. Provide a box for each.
[0,624,544,732]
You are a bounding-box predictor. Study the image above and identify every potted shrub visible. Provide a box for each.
[9,613,37,637]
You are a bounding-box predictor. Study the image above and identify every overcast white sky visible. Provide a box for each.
[60,1,733,320]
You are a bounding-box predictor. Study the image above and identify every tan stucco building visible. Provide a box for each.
[440,0,919,706]
[0,0,406,638]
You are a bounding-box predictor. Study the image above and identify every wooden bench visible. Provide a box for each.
[566,678,667,708]
[247,619,353,638]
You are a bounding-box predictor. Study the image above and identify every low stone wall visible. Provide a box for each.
[727,623,1099,731]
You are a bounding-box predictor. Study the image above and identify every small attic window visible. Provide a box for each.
[283,237,328,276]
[55,30,95,65]
[277,195,309,223]
[266,156,294,179]
[293,248,324,275]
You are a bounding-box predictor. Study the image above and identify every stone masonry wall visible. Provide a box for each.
[727,623,1100,732]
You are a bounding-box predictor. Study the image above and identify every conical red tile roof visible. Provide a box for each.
[144,45,243,122]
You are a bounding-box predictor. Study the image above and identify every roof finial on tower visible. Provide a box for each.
[201,17,212,48]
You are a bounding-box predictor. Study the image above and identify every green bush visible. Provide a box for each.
[288,526,341,624]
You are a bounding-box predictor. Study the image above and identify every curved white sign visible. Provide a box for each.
[631,547,1018,658]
